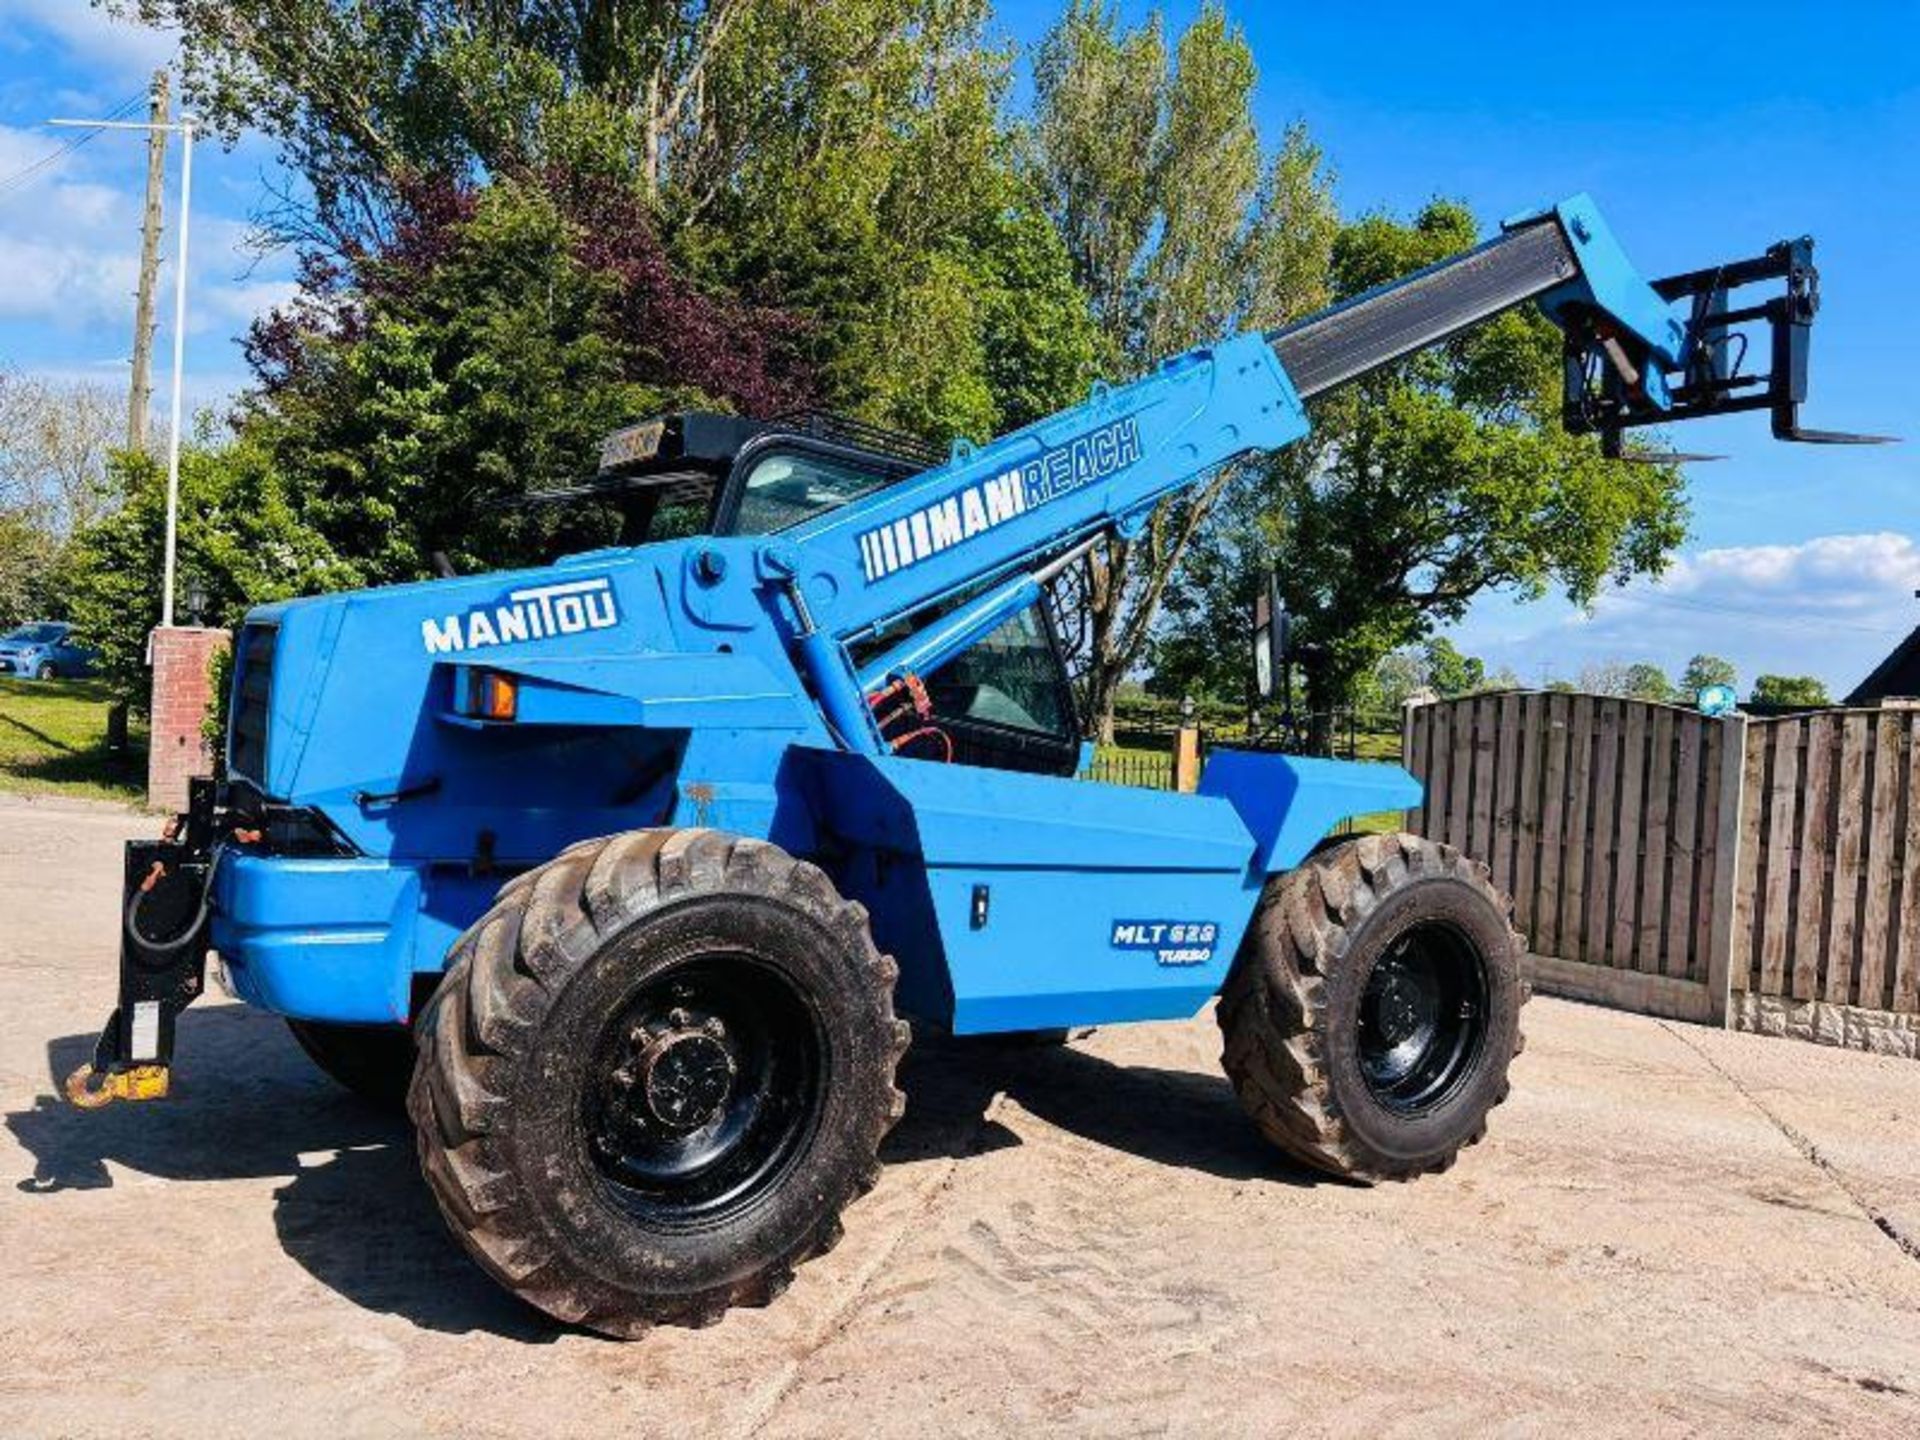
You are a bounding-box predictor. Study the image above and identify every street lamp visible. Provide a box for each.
[48,111,198,629]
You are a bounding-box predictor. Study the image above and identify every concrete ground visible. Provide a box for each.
[2,793,1918,1438]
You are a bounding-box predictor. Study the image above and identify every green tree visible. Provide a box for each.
[1622,662,1675,703]
[1372,649,1427,711]
[1422,637,1485,698]
[249,181,654,584]
[1031,1,1338,737]
[0,512,58,629]
[122,0,1097,445]
[63,442,350,710]
[1680,653,1738,697]
[113,2,987,246]
[1751,674,1831,708]
[1158,200,1687,718]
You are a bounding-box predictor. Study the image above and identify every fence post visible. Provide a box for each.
[1173,694,1201,793]
[1705,713,1749,1028]
[1400,698,1420,831]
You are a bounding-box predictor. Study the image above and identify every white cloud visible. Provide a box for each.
[0,233,141,327]
[1598,533,1920,629]
[0,121,61,176]
[1694,533,1920,591]
[0,131,289,340]
[1454,533,1920,696]
[0,0,176,81]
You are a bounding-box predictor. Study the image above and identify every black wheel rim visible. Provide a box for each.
[1356,920,1488,1114]
[581,953,822,1230]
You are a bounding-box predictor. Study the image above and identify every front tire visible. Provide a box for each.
[410,829,907,1337]
[1218,832,1526,1182]
[34,661,55,680]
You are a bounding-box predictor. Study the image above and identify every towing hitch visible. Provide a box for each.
[66,777,220,1108]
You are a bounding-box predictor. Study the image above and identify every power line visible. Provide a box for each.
[1599,587,1898,636]
[0,92,146,202]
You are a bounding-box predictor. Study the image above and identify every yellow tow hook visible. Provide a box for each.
[64,1062,172,1109]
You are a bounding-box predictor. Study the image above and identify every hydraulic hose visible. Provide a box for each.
[124,852,219,955]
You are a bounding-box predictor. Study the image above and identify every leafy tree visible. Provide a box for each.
[0,371,128,625]
[1372,649,1428,710]
[113,2,986,246]
[1422,637,1485,698]
[62,442,351,710]
[1482,665,1523,693]
[1680,653,1738,697]
[1751,674,1831,708]
[686,6,1101,441]
[1032,1,1338,737]
[248,180,692,584]
[0,511,58,629]
[1622,662,1675,703]
[121,0,1096,444]
[1157,200,1687,720]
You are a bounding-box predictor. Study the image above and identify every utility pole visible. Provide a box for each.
[127,69,170,453]
[51,108,197,627]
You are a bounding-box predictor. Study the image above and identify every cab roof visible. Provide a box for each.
[513,410,944,518]
[596,411,943,485]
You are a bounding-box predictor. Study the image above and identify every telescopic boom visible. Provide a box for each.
[780,192,1881,716]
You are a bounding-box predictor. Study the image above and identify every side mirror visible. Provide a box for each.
[1251,573,1287,701]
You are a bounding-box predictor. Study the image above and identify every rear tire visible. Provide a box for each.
[287,1018,414,1108]
[409,829,907,1337]
[1218,832,1526,1182]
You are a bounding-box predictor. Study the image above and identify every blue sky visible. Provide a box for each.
[0,1,295,405]
[2,1,1916,695]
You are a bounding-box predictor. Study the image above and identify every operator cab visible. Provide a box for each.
[570,412,1085,779]
[588,411,939,545]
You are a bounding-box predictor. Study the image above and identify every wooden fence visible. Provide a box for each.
[1403,694,1742,1023]
[1730,709,1920,1021]
[1404,695,1920,1051]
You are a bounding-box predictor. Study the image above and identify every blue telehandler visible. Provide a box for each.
[70,196,1879,1335]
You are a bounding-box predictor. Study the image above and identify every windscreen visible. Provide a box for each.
[734,452,896,535]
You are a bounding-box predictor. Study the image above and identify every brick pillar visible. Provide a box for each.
[147,626,231,812]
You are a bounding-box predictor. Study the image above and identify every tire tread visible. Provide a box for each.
[409,827,904,1336]
[1217,831,1527,1183]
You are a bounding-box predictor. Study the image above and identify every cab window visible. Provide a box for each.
[733,452,895,535]
[924,606,1074,741]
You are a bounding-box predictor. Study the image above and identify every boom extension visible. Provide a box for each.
[786,192,1879,714]
[1266,194,1886,456]
[1268,213,1584,399]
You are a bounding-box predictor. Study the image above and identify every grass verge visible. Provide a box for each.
[0,678,147,805]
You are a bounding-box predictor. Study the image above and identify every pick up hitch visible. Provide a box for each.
[66,777,219,1109]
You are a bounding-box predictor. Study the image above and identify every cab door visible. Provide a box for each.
[718,436,1084,778]
[918,604,1082,778]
